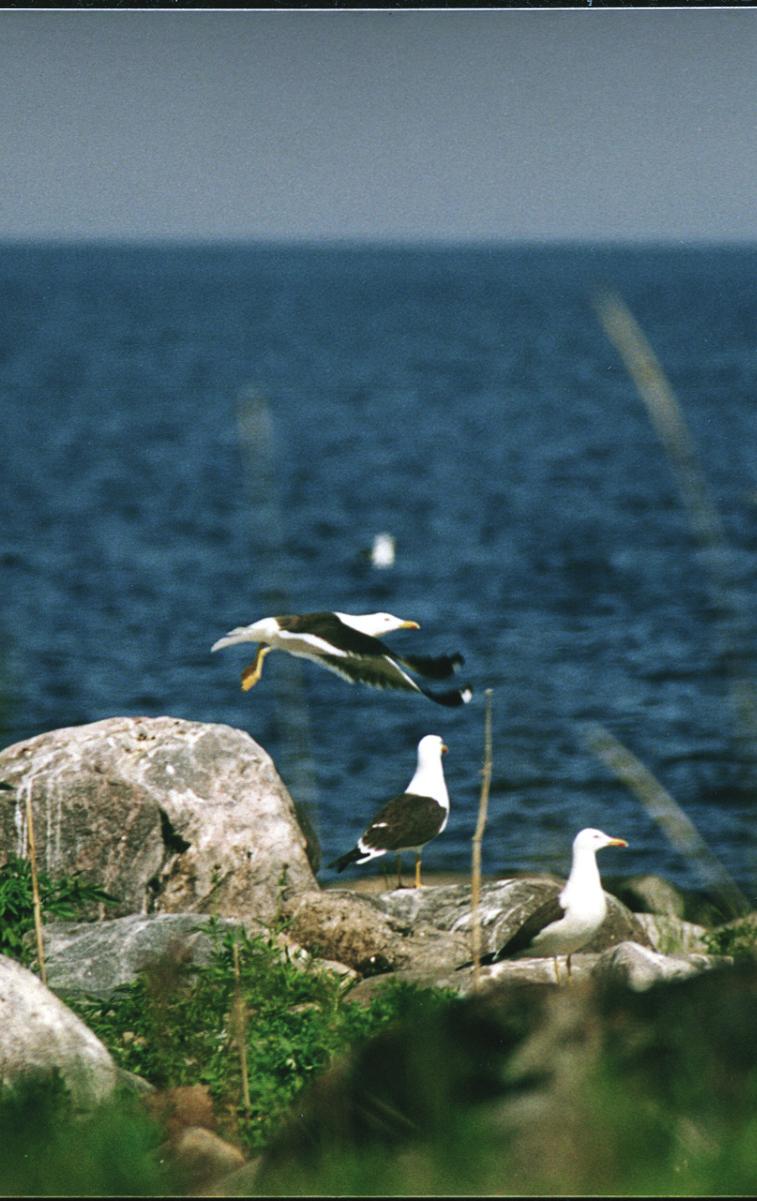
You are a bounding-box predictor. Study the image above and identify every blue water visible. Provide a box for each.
[1,242,755,899]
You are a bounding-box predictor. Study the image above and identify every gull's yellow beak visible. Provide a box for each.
[441,743,449,754]
[607,837,628,847]
[400,620,421,630]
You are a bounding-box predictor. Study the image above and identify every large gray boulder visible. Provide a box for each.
[0,716,318,923]
[40,913,244,1000]
[0,954,118,1107]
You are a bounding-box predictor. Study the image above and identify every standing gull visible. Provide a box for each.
[330,734,450,888]
[211,611,472,707]
[494,827,628,982]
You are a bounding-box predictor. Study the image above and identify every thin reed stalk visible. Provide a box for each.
[25,780,47,985]
[231,939,252,1114]
[471,689,493,990]
[585,722,749,919]
[594,290,757,743]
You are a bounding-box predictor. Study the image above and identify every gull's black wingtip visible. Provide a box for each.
[328,847,361,872]
[424,683,473,707]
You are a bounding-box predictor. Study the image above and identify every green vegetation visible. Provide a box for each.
[0,852,117,963]
[257,962,757,1198]
[65,921,454,1158]
[0,1073,176,1197]
[1,859,754,1196]
[703,917,757,959]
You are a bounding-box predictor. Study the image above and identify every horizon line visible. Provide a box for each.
[1,234,756,250]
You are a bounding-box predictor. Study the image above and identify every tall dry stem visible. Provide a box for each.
[25,779,47,985]
[471,689,493,990]
[231,939,252,1114]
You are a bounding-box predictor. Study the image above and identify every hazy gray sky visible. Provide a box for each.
[1,8,755,242]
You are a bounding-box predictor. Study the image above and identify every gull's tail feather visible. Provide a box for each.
[211,627,255,653]
[329,846,363,873]
[399,651,464,680]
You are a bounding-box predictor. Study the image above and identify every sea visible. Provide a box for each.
[1,241,755,902]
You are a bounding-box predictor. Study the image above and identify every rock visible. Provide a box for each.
[148,1083,218,1140]
[281,889,473,979]
[40,914,243,1000]
[40,913,361,1002]
[170,1126,246,1189]
[281,890,407,974]
[0,954,118,1107]
[116,1066,155,1094]
[200,1158,262,1196]
[289,880,650,993]
[633,912,709,955]
[612,873,686,917]
[394,923,473,976]
[0,716,318,923]
[373,878,652,958]
[594,940,728,991]
[346,951,578,1004]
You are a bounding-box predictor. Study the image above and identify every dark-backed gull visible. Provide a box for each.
[494,827,628,983]
[330,734,450,888]
[211,611,471,707]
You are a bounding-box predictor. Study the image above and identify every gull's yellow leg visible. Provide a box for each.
[396,853,403,889]
[414,853,423,889]
[241,646,271,692]
[553,956,562,986]
[566,953,573,984]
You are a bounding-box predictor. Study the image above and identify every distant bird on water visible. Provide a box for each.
[330,734,450,888]
[493,827,628,983]
[211,610,472,707]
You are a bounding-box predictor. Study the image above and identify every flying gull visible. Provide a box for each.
[330,734,450,888]
[211,611,472,707]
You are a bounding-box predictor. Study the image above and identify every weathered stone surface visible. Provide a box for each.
[281,890,407,974]
[148,1083,218,1140]
[349,936,726,1004]
[594,940,729,991]
[0,716,318,922]
[633,912,709,955]
[372,878,652,958]
[394,923,473,976]
[612,872,686,917]
[171,1126,246,1189]
[0,954,118,1106]
[40,914,244,999]
[200,1158,262,1197]
[281,888,473,978]
[345,951,578,1004]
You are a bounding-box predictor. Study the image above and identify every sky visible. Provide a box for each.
[1,7,756,243]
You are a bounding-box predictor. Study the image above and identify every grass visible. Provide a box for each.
[64,920,457,1159]
[0,852,117,964]
[0,1073,176,1198]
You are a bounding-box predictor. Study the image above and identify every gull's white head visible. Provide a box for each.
[417,734,448,761]
[573,827,628,854]
[336,611,420,637]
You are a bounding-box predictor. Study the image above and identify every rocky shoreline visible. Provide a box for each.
[0,715,754,1194]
